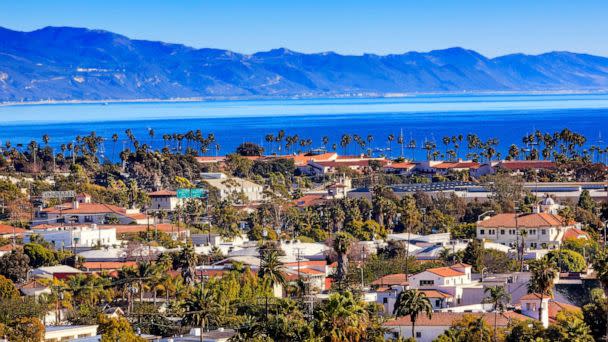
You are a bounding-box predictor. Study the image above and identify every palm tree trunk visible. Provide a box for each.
[411,321,416,340]
[494,311,497,342]
[538,295,543,323]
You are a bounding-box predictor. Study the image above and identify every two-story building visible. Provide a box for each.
[476,212,578,249]
[148,190,183,211]
[408,264,472,306]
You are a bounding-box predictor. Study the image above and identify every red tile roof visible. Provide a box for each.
[385,311,528,327]
[297,268,325,275]
[433,161,481,170]
[548,301,581,322]
[0,224,27,235]
[562,228,590,241]
[478,213,572,228]
[42,202,138,217]
[419,290,453,299]
[385,162,416,170]
[195,156,226,163]
[294,194,326,207]
[81,261,138,270]
[104,223,184,234]
[148,190,177,196]
[425,266,465,277]
[371,274,409,286]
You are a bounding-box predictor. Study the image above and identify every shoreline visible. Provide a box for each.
[1,89,608,107]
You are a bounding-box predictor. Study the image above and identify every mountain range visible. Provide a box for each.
[2,26,608,102]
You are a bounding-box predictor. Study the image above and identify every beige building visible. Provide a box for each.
[202,173,265,202]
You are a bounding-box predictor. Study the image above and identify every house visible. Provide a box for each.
[419,289,454,310]
[408,264,473,305]
[32,265,82,280]
[476,212,578,249]
[35,195,148,226]
[81,261,138,272]
[415,160,480,176]
[18,280,51,298]
[44,325,99,342]
[148,190,182,211]
[384,311,527,342]
[283,260,330,292]
[383,161,417,175]
[0,224,27,238]
[307,158,388,176]
[519,293,581,328]
[26,225,118,249]
[107,223,190,240]
[202,173,265,202]
[474,160,557,177]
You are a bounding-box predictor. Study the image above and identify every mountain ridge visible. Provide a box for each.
[2,26,608,102]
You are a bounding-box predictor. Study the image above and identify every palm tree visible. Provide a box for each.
[315,291,368,341]
[527,258,558,323]
[483,286,511,341]
[393,289,433,339]
[182,287,220,341]
[259,249,286,290]
[332,232,352,290]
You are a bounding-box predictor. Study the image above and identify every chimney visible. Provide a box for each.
[73,200,79,209]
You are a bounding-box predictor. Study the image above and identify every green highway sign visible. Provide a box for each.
[177,188,207,199]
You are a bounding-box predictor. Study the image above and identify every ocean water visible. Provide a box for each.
[0,93,607,160]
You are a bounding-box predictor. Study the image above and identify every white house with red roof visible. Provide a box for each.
[408,264,473,305]
[384,311,528,342]
[148,189,183,211]
[35,194,148,226]
[415,160,481,175]
[518,293,582,328]
[476,212,580,249]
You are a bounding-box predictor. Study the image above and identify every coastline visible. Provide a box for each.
[1,89,607,107]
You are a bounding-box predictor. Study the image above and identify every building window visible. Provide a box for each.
[416,332,422,338]
[541,229,546,235]
[480,229,485,235]
[435,299,441,307]
[420,280,435,286]
[500,229,505,235]
[383,298,388,304]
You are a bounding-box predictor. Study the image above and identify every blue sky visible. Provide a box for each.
[1,0,607,57]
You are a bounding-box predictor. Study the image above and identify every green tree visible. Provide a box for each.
[577,189,595,212]
[0,250,30,283]
[23,243,57,268]
[582,288,607,341]
[0,275,18,300]
[236,142,264,156]
[314,291,369,341]
[393,289,433,339]
[182,287,221,341]
[545,249,586,272]
[98,315,145,342]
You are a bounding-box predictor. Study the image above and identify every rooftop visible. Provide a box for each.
[477,213,573,228]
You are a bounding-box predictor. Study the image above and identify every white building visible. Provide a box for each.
[27,225,118,249]
[44,325,99,342]
[476,212,580,249]
[408,264,473,306]
[384,311,527,342]
[203,173,265,203]
[35,194,148,226]
[148,190,183,211]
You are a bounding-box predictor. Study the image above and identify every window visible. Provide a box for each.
[435,299,441,307]
[383,297,388,304]
[416,332,422,338]
[420,280,434,286]
[500,229,505,235]
[480,229,485,235]
[541,229,546,235]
